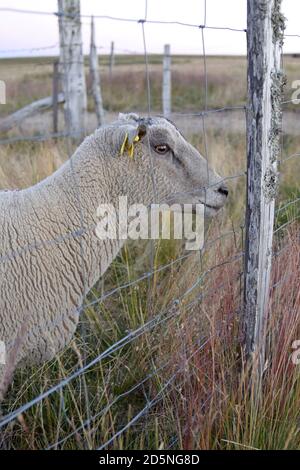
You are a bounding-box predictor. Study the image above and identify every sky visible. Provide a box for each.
[0,0,299,57]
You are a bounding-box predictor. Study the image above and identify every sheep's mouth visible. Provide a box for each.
[163,193,223,214]
[162,203,220,215]
[203,203,219,211]
[192,202,220,215]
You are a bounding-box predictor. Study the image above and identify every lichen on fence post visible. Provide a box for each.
[243,0,285,386]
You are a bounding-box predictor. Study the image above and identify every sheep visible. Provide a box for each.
[0,113,228,399]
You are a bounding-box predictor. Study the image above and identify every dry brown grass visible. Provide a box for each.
[0,54,298,117]
[0,54,299,450]
[153,227,300,450]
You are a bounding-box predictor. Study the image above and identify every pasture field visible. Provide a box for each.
[1,54,300,116]
[0,55,299,450]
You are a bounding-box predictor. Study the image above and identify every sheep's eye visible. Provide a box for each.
[154,144,170,155]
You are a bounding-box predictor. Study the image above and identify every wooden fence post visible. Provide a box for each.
[109,41,115,84]
[162,44,171,117]
[244,0,285,382]
[57,0,87,138]
[90,16,105,126]
[0,94,65,133]
[0,80,6,104]
[52,60,59,133]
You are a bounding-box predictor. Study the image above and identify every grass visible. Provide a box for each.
[1,54,299,116]
[0,55,299,450]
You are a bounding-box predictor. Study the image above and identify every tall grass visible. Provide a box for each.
[0,56,299,450]
[170,227,300,450]
[1,222,298,450]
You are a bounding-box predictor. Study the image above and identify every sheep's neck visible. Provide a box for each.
[32,151,155,301]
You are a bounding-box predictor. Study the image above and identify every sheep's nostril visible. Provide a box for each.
[218,185,229,197]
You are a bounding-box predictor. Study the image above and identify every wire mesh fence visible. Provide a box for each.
[0,0,299,450]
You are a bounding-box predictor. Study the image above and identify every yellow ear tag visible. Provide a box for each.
[129,134,140,158]
[120,133,128,156]
[120,133,140,158]
[128,143,134,158]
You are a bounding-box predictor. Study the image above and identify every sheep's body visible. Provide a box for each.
[0,130,129,388]
[0,172,113,365]
[0,114,227,398]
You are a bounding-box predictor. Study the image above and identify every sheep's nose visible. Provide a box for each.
[217,184,229,197]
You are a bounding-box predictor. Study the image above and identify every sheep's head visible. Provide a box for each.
[110,113,228,217]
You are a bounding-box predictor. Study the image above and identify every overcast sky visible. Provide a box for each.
[0,0,299,57]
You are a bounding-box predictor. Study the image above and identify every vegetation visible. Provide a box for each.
[0,54,299,450]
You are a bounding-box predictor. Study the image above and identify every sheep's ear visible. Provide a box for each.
[118,112,127,120]
[118,112,140,122]
[127,123,147,145]
[119,124,147,158]
[137,123,147,140]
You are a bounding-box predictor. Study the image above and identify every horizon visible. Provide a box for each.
[0,52,299,61]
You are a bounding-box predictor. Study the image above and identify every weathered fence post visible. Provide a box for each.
[52,60,59,133]
[90,16,105,126]
[162,44,171,117]
[0,80,6,104]
[244,0,285,382]
[57,0,87,138]
[109,41,115,84]
[0,94,65,133]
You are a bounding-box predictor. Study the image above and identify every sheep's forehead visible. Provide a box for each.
[118,113,184,142]
[143,116,183,141]
[150,117,185,142]
[142,116,178,131]
[119,113,179,133]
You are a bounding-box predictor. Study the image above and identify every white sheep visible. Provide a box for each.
[0,113,228,398]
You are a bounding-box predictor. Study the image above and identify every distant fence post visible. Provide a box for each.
[90,16,105,126]
[162,44,171,117]
[109,41,115,83]
[57,0,87,138]
[243,0,285,382]
[0,80,6,104]
[52,60,59,133]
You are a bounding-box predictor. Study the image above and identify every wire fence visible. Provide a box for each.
[0,0,299,450]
